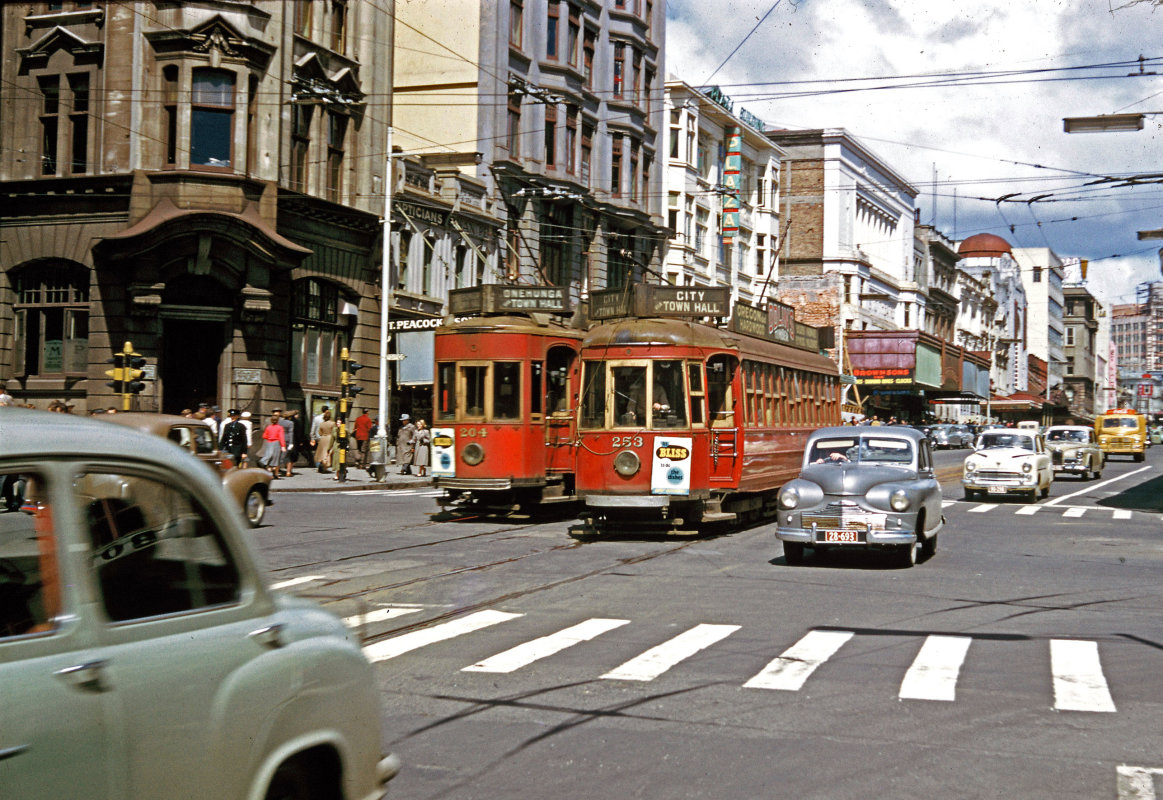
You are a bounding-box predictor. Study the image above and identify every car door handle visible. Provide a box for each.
[249,623,285,649]
[54,659,109,693]
[0,745,30,762]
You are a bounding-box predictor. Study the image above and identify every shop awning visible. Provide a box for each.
[989,391,1045,411]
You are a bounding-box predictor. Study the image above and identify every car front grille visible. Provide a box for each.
[802,501,886,531]
[975,470,1020,481]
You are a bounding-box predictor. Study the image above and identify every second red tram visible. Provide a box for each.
[572,286,840,534]
[431,286,583,513]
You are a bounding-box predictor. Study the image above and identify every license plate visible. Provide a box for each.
[823,530,861,543]
[987,486,1007,494]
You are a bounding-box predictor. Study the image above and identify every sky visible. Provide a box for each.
[665,0,1163,306]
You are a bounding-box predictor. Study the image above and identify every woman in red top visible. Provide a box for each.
[258,415,286,479]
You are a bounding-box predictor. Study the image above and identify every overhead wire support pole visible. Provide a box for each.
[377,125,394,481]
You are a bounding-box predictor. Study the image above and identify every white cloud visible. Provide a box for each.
[666,0,1163,302]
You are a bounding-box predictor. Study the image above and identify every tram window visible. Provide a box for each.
[764,365,776,426]
[652,360,686,428]
[462,365,487,418]
[546,347,574,415]
[493,362,521,420]
[436,362,456,421]
[531,362,543,416]
[687,361,705,425]
[580,361,606,427]
[707,355,734,428]
[614,365,647,427]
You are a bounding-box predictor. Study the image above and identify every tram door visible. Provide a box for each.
[544,345,577,475]
[706,355,739,485]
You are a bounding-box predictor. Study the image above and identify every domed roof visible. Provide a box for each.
[958,233,1012,257]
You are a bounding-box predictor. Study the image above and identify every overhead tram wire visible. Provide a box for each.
[699,1,783,86]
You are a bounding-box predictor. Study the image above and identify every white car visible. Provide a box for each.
[962,429,1053,503]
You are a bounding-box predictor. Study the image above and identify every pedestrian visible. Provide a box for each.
[354,408,373,467]
[258,414,286,480]
[411,419,431,477]
[310,405,330,468]
[279,410,297,477]
[219,409,249,468]
[0,390,13,407]
[313,410,335,473]
[396,414,416,474]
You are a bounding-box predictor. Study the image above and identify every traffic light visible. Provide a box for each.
[337,348,365,482]
[105,353,126,394]
[126,353,149,395]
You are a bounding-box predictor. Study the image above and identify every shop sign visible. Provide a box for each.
[395,200,449,227]
[233,368,262,384]
[853,367,914,385]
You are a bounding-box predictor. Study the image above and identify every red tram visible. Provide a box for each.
[573,285,840,534]
[431,285,583,512]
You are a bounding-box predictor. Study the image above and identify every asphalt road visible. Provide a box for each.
[256,445,1163,800]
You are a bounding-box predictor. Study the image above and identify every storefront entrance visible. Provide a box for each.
[161,318,224,414]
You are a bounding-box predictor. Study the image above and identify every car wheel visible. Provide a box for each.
[963,489,976,501]
[1025,489,1038,504]
[245,488,267,527]
[783,541,805,565]
[264,760,323,800]
[897,540,918,568]
[920,532,937,560]
[1040,483,1050,499]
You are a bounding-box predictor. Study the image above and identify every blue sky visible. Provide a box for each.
[666,0,1163,305]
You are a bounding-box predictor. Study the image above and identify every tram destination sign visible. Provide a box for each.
[589,285,730,320]
[449,285,571,315]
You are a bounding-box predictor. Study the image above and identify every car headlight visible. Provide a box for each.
[964,461,977,473]
[1021,462,1032,473]
[890,489,909,511]
[779,487,799,509]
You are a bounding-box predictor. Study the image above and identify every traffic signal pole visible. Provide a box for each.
[104,341,150,410]
[338,347,365,483]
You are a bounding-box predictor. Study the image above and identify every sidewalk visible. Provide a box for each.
[267,462,434,493]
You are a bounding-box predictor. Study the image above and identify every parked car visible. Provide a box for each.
[0,407,400,800]
[774,426,944,568]
[929,423,974,449]
[102,412,273,527]
[962,429,1053,502]
[1044,425,1104,480]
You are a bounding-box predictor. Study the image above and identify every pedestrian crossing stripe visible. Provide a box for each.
[361,615,1119,712]
[950,502,1133,519]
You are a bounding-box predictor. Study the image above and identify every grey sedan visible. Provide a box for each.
[929,423,974,449]
[774,426,944,568]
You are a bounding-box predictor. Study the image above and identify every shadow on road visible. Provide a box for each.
[1095,471,1163,514]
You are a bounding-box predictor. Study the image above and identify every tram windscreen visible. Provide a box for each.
[581,362,606,427]
[652,360,687,428]
[493,362,521,420]
[613,366,647,427]
[462,365,486,417]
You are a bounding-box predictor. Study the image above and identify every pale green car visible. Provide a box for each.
[0,407,399,800]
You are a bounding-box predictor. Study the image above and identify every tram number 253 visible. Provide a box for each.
[458,427,489,437]
[611,435,644,448]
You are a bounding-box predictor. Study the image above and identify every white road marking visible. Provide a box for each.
[968,504,997,513]
[362,609,522,663]
[601,623,742,681]
[743,630,853,691]
[1117,765,1163,800]
[270,575,325,590]
[1051,639,1116,712]
[1062,507,1087,518]
[899,635,972,702]
[1044,465,1152,506]
[342,606,423,628]
[463,618,630,673]
[1015,505,1041,515]
[942,500,957,508]
[1114,509,1133,520]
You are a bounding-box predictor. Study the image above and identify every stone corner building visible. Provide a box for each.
[0,1,414,419]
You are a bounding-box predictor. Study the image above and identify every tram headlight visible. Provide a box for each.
[613,449,640,477]
[462,442,485,466]
[890,489,909,512]
[779,487,799,509]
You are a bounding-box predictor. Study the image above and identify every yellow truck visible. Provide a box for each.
[1095,408,1148,462]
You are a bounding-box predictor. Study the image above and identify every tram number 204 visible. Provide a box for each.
[611,435,644,448]
[458,427,489,437]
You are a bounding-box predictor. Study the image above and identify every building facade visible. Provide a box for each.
[1,1,403,420]
[394,0,668,303]
[662,80,783,307]
[1062,284,1102,422]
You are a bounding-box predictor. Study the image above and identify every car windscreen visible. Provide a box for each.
[1048,429,1087,443]
[979,432,1034,451]
[808,436,913,465]
[1101,417,1140,429]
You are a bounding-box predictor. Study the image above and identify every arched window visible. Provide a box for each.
[290,278,350,387]
[11,263,90,377]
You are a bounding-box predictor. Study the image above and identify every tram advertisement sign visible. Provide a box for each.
[651,436,693,496]
[430,428,456,478]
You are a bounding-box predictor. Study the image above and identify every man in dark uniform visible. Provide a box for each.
[219,409,249,468]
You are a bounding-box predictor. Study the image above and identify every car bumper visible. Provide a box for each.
[776,526,917,547]
[961,479,1035,495]
[1053,463,1087,473]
